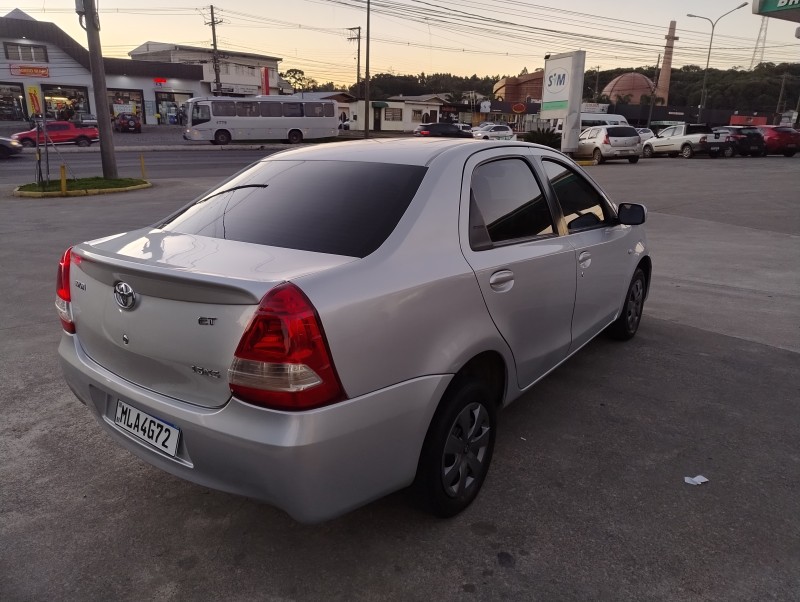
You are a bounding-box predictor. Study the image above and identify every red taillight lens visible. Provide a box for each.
[602,134,610,145]
[229,283,345,411]
[55,247,75,333]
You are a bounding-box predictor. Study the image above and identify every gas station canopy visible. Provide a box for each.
[752,0,800,24]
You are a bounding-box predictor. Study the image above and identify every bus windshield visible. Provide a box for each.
[190,102,210,126]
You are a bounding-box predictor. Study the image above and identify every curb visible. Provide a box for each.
[13,182,153,198]
[574,160,597,166]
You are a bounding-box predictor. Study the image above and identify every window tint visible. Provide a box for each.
[304,102,324,117]
[323,103,335,117]
[659,127,676,137]
[740,128,760,135]
[191,103,211,125]
[160,161,427,258]
[48,124,68,131]
[212,101,236,117]
[470,159,555,248]
[541,160,610,232]
[236,102,259,117]
[607,126,639,137]
[260,102,282,117]
[283,103,302,117]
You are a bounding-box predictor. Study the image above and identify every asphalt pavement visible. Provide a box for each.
[1,151,798,601]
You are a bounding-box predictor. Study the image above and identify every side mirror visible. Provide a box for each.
[618,203,646,225]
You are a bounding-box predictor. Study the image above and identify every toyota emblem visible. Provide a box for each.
[114,281,137,310]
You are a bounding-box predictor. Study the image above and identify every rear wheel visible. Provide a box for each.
[784,150,796,157]
[681,144,694,159]
[723,146,735,158]
[642,145,654,159]
[628,156,639,164]
[75,137,90,147]
[593,148,604,164]
[213,130,231,145]
[607,268,646,340]
[287,130,303,144]
[416,378,496,518]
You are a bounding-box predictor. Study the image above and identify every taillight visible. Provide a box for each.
[229,283,345,411]
[55,247,75,333]
[603,134,610,145]
[420,130,430,136]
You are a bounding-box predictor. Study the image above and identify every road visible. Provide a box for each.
[1,152,799,601]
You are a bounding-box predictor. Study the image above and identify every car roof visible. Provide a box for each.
[260,138,548,166]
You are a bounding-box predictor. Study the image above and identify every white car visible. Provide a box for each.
[636,128,655,142]
[473,124,516,140]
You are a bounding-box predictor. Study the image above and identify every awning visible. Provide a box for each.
[371,101,389,108]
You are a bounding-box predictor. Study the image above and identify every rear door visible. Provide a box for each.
[459,148,576,388]
[576,128,596,158]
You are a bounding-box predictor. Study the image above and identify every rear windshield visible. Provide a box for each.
[607,126,639,137]
[159,160,428,258]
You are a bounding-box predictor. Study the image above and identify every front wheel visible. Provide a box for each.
[20,138,35,148]
[681,144,694,159]
[213,130,231,145]
[628,156,639,164]
[607,268,646,341]
[287,130,303,144]
[642,145,654,159]
[723,146,735,158]
[416,378,496,518]
[75,137,90,147]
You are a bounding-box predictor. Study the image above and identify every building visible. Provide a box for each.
[129,42,286,104]
[351,94,446,132]
[601,72,656,105]
[492,71,544,103]
[1,10,202,124]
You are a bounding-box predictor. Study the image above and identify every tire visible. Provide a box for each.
[628,156,639,164]
[482,136,489,140]
[416,378,496,518]
[784,151,796,157]
[287,130,303,144]
[593,148,604,164]
[723,146,734,158]
[642,145,654,159]
[20,138,35,148]
[213,130,231,145]
[75,137,90,147]
[607,268,646,341]
[681,144,694,159]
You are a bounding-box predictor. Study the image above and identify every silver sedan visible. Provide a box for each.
[57,138,651,523]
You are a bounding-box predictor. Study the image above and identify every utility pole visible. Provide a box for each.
[647,54,661,128]
[347,27,362,96]
[594,66,601,102]
[775,72,787,118]
[364,0,371,139]
[207,5,222,96]
[77,0,117,179]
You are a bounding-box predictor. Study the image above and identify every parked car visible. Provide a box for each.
[454,122,472,132]
[73,112,98,127]
[338,120,350,130]
[0,136,23,159]
[11,121,99,147]
[576,125,641,164]
[756,125,799,157]
[473,124,515,140]
[57,138,651,523]
[636,128,655,141]
[642,123,727,158]
[114,113,141,133]
[413,123,473,138]
[712,126,765,157]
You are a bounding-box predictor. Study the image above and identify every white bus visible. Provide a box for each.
[183,96,339,145]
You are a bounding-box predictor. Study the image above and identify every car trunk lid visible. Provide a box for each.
[606,126,640,147]
[69,229,355,408]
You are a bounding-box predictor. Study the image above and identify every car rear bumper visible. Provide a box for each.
[59,334,450,523]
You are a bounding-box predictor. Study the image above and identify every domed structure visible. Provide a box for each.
[601,72,655,105]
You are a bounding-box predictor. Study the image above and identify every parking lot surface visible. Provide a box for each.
[1,153,798,601]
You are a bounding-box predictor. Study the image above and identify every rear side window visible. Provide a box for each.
[283,103,302,117]
[740,128,760,135]
[687,125,712,135]
[212,101,236,117]
[159,161,428,258]
[541,160,611,232]
[607,126,638,137]
[470,158,555,248]
[260,102,282,117]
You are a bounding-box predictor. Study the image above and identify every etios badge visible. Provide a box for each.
[114,281,137,310]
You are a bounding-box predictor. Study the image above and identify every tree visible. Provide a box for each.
[280,68,317,92]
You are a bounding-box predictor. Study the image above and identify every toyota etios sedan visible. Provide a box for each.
[57,138,651,523]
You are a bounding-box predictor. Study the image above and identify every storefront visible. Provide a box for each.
[108,88,144,120]
[0,81,25,120]
[154,90,194,124]
[40,83,90,119]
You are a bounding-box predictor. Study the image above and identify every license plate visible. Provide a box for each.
[750,146,758,150]
[710,146,719,151]
[114,400,180,457]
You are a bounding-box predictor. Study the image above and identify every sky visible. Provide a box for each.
[6,0,800,86]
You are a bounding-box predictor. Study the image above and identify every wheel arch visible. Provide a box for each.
[637,255,653,300]
[447,350,507,410]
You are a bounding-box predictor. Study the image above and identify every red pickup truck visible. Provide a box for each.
[11,121,100,148]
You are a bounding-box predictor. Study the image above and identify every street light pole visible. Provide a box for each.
[687,2,748,124]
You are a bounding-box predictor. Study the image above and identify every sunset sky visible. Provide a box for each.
[6,0,800,86]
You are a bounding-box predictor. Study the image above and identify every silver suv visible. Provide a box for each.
[576,125,642,164]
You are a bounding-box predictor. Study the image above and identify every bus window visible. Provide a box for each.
[324,103,335,117]
[283,102,302,117]
[212,101,236,117]
[236,102,259,117]
[191,103,211,125]
[260,102,282,117]
[304,102,324,117]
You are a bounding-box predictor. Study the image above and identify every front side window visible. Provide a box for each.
[659,127,676,137]
[470,159,555,249]
[191,103,211,125]
[212,101,236,117]
[541,160,611,232]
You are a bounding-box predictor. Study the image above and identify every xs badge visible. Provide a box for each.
[192,365,221,379]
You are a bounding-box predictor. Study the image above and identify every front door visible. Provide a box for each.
[429,109,438,123]
[373,108,381,131]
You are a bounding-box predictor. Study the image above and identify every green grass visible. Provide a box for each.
[19,177,147,192]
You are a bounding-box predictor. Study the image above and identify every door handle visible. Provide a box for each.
[579,251,592,269]
[489,270,514,292]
